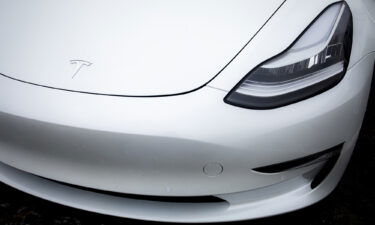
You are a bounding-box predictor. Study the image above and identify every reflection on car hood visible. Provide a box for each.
[0,0,285,96]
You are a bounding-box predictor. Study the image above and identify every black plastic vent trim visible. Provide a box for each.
[40,177,225,204]
[253,144,343,174]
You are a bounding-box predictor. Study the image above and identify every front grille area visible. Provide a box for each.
[43,178,225,204]
[39,144,344,203]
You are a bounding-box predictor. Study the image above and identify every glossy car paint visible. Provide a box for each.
[0,0,284,96]
[0,0,374,223]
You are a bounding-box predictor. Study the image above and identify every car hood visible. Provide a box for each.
[0,0,284,96]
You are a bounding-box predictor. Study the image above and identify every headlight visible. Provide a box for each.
[225,2,353,109]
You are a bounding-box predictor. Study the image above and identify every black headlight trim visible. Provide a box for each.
[224,1,353,110]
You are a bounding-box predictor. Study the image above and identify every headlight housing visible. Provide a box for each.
[225,2,353,109]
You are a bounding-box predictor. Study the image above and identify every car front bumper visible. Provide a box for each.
[0,53,374,222]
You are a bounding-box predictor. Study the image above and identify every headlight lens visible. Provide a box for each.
[225,2,353,109]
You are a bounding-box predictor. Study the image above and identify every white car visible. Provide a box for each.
[0,0,374,223]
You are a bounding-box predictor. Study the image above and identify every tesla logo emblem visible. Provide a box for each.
[70,60,92,78]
